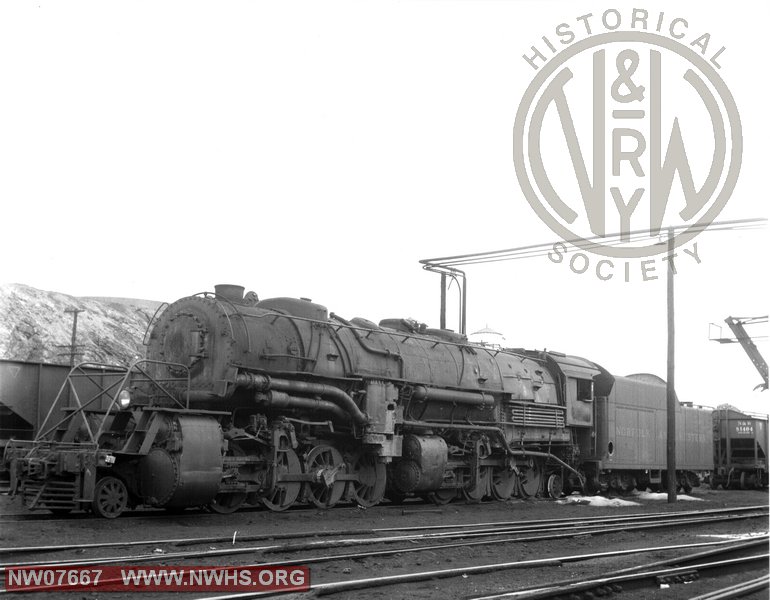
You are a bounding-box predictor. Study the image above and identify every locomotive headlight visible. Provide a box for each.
[117,390,132,409]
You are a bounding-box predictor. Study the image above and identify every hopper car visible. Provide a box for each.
[711,407,768,489]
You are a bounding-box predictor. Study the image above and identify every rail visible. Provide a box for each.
[1,508,766,571]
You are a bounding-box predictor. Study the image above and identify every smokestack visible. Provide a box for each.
[214,284,245,303]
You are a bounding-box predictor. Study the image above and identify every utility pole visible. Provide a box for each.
[666,228,677,503]
[440,272,447,330]
[62,308,85,367]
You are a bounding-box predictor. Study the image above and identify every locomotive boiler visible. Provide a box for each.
[3,285,712,517]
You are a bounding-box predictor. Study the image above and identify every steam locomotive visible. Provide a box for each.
[4,285,713,518]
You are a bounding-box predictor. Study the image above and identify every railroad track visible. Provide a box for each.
[4,506,767,556]
[0,501,314,523]
[2,533,765,598]
[467,538,769,600]
[689,575,770,600]
[0,495,452,523]
[193,537,770,599]
[1,506,765,570]
[0,505,765,599]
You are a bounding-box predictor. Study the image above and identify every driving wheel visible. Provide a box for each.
[262,448,302,512]
[349,452,386,508]
[304,445,346,509]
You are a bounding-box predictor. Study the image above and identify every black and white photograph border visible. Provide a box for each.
[0,2,767,599]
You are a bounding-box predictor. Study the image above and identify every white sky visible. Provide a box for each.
[1,1,767,413]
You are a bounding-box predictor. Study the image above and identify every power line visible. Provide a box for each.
[419,216,767,337]
[420,217,767,268]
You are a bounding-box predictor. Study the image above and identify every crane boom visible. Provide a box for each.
[723,316,768,391]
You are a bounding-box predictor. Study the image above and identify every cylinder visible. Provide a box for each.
[138,414,223,508]
[392,434,447,492]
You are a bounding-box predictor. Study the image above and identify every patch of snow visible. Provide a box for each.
[634,491,703,501]
[557,495,640,507]
[557,489,705,506]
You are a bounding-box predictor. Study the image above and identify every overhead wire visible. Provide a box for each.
[420,217,767,268]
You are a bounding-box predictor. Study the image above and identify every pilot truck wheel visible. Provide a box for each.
[92,476,128,519]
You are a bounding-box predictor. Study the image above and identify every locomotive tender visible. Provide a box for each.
[4,285,712,517]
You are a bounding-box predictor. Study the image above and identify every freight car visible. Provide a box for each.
[3,285,712,517]
[0,360,124,478]
[711,406,768,489]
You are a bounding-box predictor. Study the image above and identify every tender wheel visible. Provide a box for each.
[491,466,517,501]
[463,467,490,503]
[426,489,457,505]
[304,445,346,509]
[92,476,128,519]
[518,463,543,498]
[546,473,563,499]
[581,470,600,495]
[616,474,636,495]
[262,448,302,512]
[679,474,693,494]
[349,452,386,508]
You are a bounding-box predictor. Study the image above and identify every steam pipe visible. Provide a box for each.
[411,385,494,407]
[255,391,349,422]
[235,373,368,424]
[403,420,509,438]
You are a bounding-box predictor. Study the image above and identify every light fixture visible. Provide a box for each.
[117,390,132,409]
